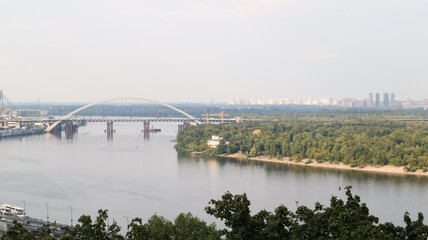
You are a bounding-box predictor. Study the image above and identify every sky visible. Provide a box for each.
[0,0,427,103]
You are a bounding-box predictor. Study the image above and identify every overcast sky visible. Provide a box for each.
[1,0,427,103]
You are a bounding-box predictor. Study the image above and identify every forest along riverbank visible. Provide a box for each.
[175,120,428,176]
[219,153,428,176]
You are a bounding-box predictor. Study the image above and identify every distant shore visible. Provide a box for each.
[218,153,428,176]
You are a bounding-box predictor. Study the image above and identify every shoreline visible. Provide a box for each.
[217,153,428,176]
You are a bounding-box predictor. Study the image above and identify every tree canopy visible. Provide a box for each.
[175,120,428,171]
[2,187,428,239]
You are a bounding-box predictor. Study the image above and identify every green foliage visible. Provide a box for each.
[176,121,428,168]
[205,191,256,239]
[248,147,258,158]
[205,187,428,240]
[350,162,359,168]
[0,220,36,240]
[126,213,220,240]
[132,214,174,240]
[3,187,428,239]
[294,186,382,239]
[66,209,124,240]
[124,217,144,239]
[215,143,227,155]
[37,224,56,240]
[173,213,220,240]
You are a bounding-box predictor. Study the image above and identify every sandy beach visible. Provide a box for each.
[219,153,428,176]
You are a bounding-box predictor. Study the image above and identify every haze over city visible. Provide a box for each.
[1,0,427,103]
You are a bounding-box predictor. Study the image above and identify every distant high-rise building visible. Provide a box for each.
[368,93,373,107]
[375,93,380,108]
[390,93,395,109]
[383,93,389,108]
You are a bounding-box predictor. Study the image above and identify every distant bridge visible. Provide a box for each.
[44,97,202,133]
[3,116,248,138]
[21,117,241,124]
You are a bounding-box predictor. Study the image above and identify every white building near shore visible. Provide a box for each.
[208,135,223,148]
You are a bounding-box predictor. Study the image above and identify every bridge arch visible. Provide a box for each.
[46,97,201,132]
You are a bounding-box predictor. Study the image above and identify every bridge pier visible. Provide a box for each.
[105,121,115,136]
[143,121,150,133]
[143,121,150,140]
[65,122,73,139]
[50,123,62,136]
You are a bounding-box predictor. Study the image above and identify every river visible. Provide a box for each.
[0,122,427,231]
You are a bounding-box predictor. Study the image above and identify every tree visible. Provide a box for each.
[248,147,258,158]
[1,220,36,240]
[173,212,220,240]
[140,214,174,240]
[175,120,428,168]
[37,224,56,240]
[205,191,255,239]
[294,186,382,239]
[403,211,428,239]
[126,218,149,240]
[69,209,123,240]
[261,205,296,240]
[215,143,227,154]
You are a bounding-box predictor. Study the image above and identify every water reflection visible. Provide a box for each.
[107,133,114,141]
[177,153,428,225]
[200,156,428,187]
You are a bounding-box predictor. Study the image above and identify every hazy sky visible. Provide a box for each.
[1,0,427,103]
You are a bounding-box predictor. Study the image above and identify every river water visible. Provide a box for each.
[0,122,427,231]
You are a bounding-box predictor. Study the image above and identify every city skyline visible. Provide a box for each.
[2,88,428,107]
[1,0,428,103]
[227,92,428,109]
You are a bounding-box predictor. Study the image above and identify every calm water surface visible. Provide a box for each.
[1,122,427,230]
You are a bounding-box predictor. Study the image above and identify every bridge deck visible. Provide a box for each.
[18,117,240,123]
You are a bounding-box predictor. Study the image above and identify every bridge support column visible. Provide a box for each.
[142,121,150,140]
[50,123,62,136]
[105,121,115,136]
[65,122,73,139]
[143,121,150,133]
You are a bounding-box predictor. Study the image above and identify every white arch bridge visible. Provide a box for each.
[42,97,242,134]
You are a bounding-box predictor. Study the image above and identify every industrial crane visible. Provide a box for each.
[201,112,229,124]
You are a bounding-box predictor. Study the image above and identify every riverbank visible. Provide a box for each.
[0,127,45,139]
[218,153,428,176]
